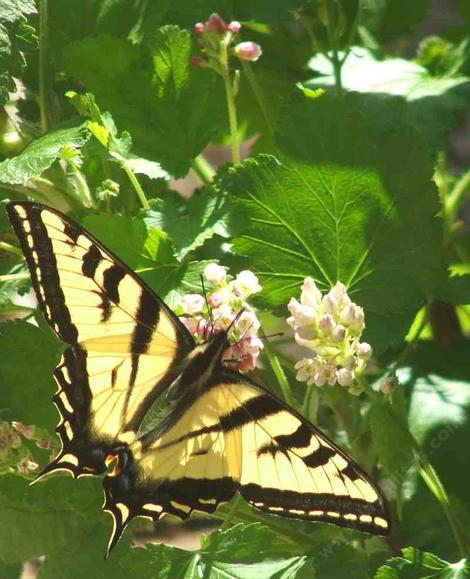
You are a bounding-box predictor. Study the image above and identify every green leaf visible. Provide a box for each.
[304,540,372,579]
[0,0,36,104]
[307,48,470,152]
[0,0,36,24]
[0,123,90,184]
[376,547,470,578]
[435,272,470,305]
[145,193,233,260]
[222,95,442,352]
[397,340,470,556]
[368,396,414,477]
[0,320,62,430]
[116,523,307,579]
[61,28,224,176]
[0,474,113,565]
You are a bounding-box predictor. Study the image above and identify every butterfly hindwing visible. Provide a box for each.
[103,371,390,550]
[7,202,194,476]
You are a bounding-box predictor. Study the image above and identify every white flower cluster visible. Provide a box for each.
[178,264,263,373]
[287,278,372,393]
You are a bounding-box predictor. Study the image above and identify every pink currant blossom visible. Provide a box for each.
[204,263,227,285]
[233,41,262,62]
[181,294,205,315]
[230,270,261,299]
[207,13,227,34]
[228,21,241,34]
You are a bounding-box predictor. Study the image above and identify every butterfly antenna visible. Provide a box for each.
[200,274,214,341]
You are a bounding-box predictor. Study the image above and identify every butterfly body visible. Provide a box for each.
[6,201,391,555]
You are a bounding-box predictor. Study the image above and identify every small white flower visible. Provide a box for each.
[204,263,227,285]
[343,355,357,371]
[181,294,205,315]
[300,277,322,307]
[213,304,235,330]
[357,342,372,360]
[340,303,356,325]
[313,368,326,387]
[295,358,318,385]
[236,310,261,334]
[318,314,335,334]
[230,270,261,299]
[351,306,365,332]
[331,324,346,342]
[322,294,338,314]
[337,368,354,387]
[323,364,338,385]
[287,277,371,392]
[327,282,350,310]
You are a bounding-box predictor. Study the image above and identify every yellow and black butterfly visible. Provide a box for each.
[7,201,390,554]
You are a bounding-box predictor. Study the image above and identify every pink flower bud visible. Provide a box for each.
[207,13,227,34]
[238,353,257,373]
[180,316,198,335]
[228,21,241,34]
[380,377,395,395]
[233,41,262,62]
[194,22,205,35]
[191,56,205,68]
[208,292,224,308]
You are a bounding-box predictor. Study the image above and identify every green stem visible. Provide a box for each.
[325,3,343,97]
[0,241,22,256]
[223,71,240,164]
[0,273,29,282]
[418,458,467,558]
[220,42,240,165]
[261,330,294,406]
[69,163,94,209]
[241,61,274,137]
[192,154,215,188]
[446,170,470,222]
[122,162,149,210]
[38,0,51,132]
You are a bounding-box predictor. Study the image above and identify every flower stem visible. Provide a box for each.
[38,0,51,132]
[192,154,215,188]
[223,72,240,164]
[0,241,22,257]
[122,162,149,210]
[0,273,30,282]
[220,43,240,164]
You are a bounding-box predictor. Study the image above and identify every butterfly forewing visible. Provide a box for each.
[7,202,194,476]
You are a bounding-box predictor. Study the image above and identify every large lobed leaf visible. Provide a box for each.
[376,547,470,578]
[60,27,224,177]
[222,94,442,353]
